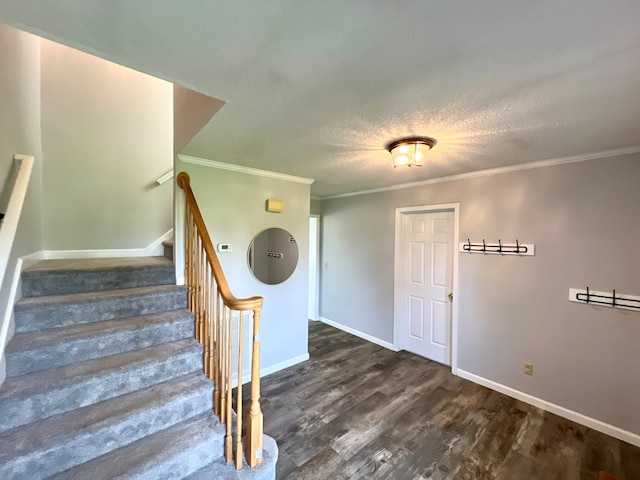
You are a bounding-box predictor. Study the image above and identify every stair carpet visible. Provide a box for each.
[0,257,277,479]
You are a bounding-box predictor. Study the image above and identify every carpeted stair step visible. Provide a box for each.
[52,411,225,480]
[0,374,214,480]
[5,309,195,377]
[14,285,187,334]
[21,257,175,297]
[186,435,278,480]
[162,239,174,261]
[0,339,202,433]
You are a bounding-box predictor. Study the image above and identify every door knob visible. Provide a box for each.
[448,292,453,301]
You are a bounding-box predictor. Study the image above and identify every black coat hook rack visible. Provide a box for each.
[459,239,535,256]
[569,287,640,312]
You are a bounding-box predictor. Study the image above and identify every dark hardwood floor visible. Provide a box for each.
[245,321,640,479]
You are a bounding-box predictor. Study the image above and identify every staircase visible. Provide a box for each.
[0,257,277,479]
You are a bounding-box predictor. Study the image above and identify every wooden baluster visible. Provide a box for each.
[225,307,233,463]
[190,215,197,315]
[220,303,227,423]
[193,235,198,341]
[186,212,191,308]
[235,311,244,469]
[203,260,210,377]
[199,240,205,342]
[245,308,263,467]
[214,291,222,416]
[209,267,215,381]
[190,222,197,337]
[184,205,191,310]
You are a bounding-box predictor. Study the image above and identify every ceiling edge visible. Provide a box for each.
[178,154,315,185]
[321,145,640,200]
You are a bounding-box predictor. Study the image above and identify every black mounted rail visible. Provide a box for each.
[462,239,528,254]
[575,287,640,310]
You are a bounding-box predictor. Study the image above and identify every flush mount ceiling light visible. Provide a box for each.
[386,136,436,168]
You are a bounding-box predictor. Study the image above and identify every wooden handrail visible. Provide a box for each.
[177,172,262,312]
[177,171,264,469]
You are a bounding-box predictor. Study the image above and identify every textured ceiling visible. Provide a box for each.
[1,1,639,196]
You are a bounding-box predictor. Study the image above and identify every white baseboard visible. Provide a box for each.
[456,368,640,448]
[144,229,173,256]
[260,353,309,378]
[232,353,310,386]
[41,249,146,260]
[39,229,175,260]
[20,251,45,268]
[320,316,394,350]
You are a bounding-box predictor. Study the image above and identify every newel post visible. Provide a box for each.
[245,308,263,467]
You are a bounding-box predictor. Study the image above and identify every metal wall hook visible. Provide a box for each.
[586,286,590,303]
[612,289,616,308]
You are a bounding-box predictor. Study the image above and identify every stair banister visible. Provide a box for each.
[177,172,264,469]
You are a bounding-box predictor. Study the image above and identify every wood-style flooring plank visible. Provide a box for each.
[249,321,640,480]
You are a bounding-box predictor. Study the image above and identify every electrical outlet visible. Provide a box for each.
[523,362,534,376]
[324,262,329,269]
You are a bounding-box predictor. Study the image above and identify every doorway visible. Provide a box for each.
[394,204,459,370]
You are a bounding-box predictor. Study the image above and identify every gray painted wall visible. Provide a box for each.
[40,39,173,251]
[321,153,640,437]
[0,24,44,382]
[310,198,322,216]
[176,159,310,374]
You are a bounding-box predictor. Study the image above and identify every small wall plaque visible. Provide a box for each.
[266,198,285,213]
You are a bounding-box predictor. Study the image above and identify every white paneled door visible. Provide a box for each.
[400,210,454,364]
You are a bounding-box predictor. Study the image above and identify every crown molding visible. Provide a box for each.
[178,154,315,185]
[321,145,640,200]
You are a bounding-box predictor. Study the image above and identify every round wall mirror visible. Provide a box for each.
[248,228,298,285]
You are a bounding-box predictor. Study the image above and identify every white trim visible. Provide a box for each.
[457,368,640,448]
[320,316,395,350]
[0,155,34,282]
[19,251,45,269]
[156,170,174,185]
[0,257,23,385]
[40,249,147,260]
[233,353,310,386]
[144,229,174,256]
[308,215,321,321]
[178,154,315,185]
[0,154,35,386]
[173,177,185,287]
[260,353,310,379]
[321,145,640,200]
[393,204,460,373]
[38,230,175,260]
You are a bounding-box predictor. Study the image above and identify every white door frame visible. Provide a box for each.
[308,214,321,320]
[393,203,460,374]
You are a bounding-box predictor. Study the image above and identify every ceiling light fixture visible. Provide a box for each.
[386,136,436,168]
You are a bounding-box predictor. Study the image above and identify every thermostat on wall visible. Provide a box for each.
[217,243,232,253]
